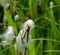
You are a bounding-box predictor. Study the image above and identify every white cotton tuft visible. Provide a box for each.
[15,30,26,53]
[1,40,10,46]
[4,3,10,9]
[14,19,34,54]
[14,14,19,21]
[6,3,10,7]
[49,1,54,8]
[1,26,15,46]
[23,19,34,30]
[50,1,53,6]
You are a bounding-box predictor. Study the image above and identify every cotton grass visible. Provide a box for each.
[14,19,34,55]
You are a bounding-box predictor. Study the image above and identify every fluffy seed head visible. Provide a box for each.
[23,19,34,30]
[14,14,19,21]
[49,1,54,8]
[5,3,10,9]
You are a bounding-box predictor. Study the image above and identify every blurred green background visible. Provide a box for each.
[0,0,60,55]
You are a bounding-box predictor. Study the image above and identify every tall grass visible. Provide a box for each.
[0,0,60,55]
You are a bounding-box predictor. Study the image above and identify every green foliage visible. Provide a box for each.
[0,0,60,55]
